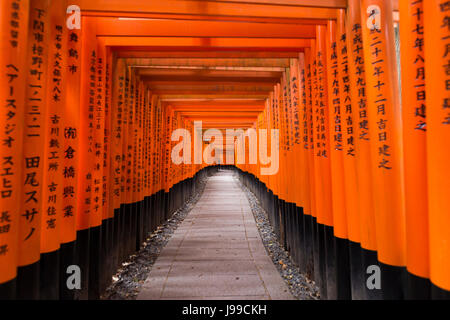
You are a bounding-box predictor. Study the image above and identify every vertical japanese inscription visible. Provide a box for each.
[41,13,66,252]
[85,50,96,215]
[330,39,343,152]
[20,1,49,266]
[289,65,301,146]
[61,28,80,242]
[314,42,329,159]
[91,52,104,224]
[339,31,354,157]
[111,60,125,208]
[366,13,391,170]
[440,1,450,126]
[411,1,427,131]
[352,23,369,143]
[103,53,111,219]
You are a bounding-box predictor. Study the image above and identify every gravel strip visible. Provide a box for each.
[101,175,209,300]
[236,174,320,300]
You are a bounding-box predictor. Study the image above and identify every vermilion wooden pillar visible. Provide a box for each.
[423,0,450,299]
[289,58,306,271]
[60,10,81,302]
[347,0,379,300]
[17,0,50,300]
[361,0,407,299]
[303,46,316,282]
[0,0,30,300]
[312,24,334,299]
[399,0,430,299]
[119,61,130,263]
[40,0,67,299]
[75,15,96,300]
[326,17,352,300]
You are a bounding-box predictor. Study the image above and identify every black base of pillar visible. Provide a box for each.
[334,237,351,300]
[99,218,112,294]
[312,217,320,292]
[303,214,315,280]
[40,249,60,299]
[348,241,364,299]
[405,271,431,300]
[16,260,40,300]
[324,225,336,299]
[74,228,90,300]
[59,240,77,300]
[379,262,406,300]
[431,283,450,300]
[0,278,16,300]
[361,247,383,300]
[112,208,120,274]
[130,203,137,255]
[88,225,102,300]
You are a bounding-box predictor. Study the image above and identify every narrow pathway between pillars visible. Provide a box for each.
[137,170,294,300]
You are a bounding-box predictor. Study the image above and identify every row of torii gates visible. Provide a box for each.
[0,0,449,300]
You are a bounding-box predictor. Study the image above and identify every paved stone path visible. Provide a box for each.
[137,170,294,300]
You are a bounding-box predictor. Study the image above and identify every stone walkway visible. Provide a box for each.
[137,170,294,300]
